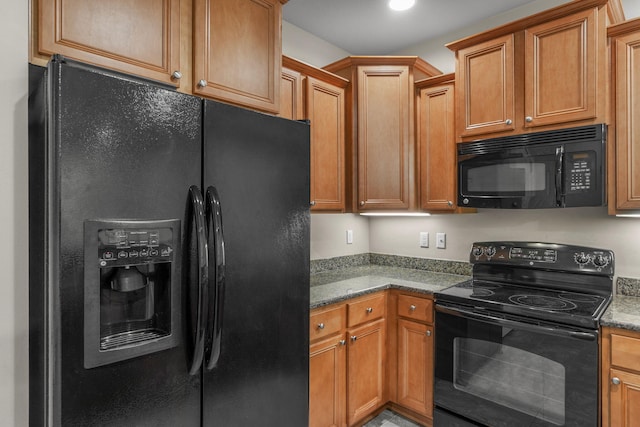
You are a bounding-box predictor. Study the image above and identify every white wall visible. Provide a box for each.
[2,0,29,424]
[284,3,640,280]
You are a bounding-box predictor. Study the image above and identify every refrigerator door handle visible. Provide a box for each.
[188,185,209,375]
[205,186,225,370]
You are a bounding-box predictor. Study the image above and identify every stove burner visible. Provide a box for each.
[558,292,602,303]
[508,294,578,311]
[461,280,502,289]
[470,288,495,297]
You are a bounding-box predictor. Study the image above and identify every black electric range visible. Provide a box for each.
[436,241,614,329]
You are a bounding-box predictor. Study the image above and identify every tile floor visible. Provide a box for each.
[362,409,423,427]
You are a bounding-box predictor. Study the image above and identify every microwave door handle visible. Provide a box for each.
[555,146,564,207]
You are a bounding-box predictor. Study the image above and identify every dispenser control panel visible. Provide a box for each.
[97,227,174,266]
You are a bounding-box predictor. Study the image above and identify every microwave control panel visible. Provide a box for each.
[566,151,595,193]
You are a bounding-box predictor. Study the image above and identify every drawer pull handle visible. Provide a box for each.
[339,340,346,346]
[612,377,621,385]
[366,307,373,314]
[350,335,357,342]
[409,304,416,311]
[317,323,325,330]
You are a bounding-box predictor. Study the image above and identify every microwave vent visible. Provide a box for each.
[458,124,605,155]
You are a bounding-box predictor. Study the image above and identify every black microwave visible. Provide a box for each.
[457,124,606,209]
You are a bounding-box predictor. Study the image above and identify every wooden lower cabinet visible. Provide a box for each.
[601,327,640,427]
[347,318,386,425]
[310,335,346,427]
[310,290,435,427]
[396,319,433,418]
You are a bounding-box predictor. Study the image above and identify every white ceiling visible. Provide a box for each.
[283,0,640,55]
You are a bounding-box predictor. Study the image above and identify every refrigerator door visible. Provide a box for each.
[202,100,310,426]
[29,57,203,426]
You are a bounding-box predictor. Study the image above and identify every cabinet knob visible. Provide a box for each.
[310,201,316,206]
[366,307,373,314]
[525,116,533,123]
[350,335,358,342]
[197,79,207,88]
[409,304,416,311]
[505,119,513,125]
[612,377,621,385]
[359,201,365,206]
[171,71,182,80]
[426,330,432,337]
[339,340,346,346]
[317,323,325,330]
[447,201,453,207]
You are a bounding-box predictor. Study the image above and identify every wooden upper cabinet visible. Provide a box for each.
[281,56,348,212]
[324,57,441,212]
[193,0,283,113]
[416,74,457,212]
[524,8,598,128]
[35,0,182,86]
[609,18,640,212]
[448,0,607,142]
[279,66,304,120]
[307,76,346,212]
[357,65,411,210]
[456,34,515,138]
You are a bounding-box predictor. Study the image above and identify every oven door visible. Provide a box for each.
[434,303,599,427]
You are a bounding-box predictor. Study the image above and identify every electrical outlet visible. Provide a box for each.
[436,232,446,249]
[419,232,429,248]
[347,229,353,244]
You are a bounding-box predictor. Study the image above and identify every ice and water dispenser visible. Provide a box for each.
[84,219,181,368]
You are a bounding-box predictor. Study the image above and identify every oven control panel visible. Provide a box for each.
[470,241,614,275]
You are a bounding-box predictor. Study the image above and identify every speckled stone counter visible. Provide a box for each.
[310,265,470,309]
[601,295,640,332]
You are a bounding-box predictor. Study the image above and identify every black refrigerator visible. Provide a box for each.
[29,56,310,426]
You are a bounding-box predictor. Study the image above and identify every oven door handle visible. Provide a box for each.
[436,303,597,341]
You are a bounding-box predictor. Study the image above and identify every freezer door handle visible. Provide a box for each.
[188,186,209,375]
[205,186,226,370]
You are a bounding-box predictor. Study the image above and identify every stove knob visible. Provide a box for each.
[485,246,496,257]
[574,252,590,265]
[472,246,483,257]
[593,254,610,268]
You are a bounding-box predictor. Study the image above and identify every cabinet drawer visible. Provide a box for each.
[348,293,386,327]
[397,294,433,323]
[611,333,640,370]
[310,305,346,342]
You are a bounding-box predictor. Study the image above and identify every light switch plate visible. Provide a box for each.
[436,232,446,249]
[420,232,429,248]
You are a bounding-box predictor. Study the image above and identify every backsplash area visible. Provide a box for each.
[310,253,472,276]
[311,253,638,296]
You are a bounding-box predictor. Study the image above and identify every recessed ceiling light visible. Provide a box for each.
[388,0,416,11]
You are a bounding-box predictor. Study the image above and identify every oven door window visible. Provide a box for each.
[453,337,565,425]
[434,309,598,427]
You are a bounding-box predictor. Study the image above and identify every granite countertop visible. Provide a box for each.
[310,265,470,309]
[600,295,640,332]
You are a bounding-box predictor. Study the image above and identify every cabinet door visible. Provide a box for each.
[356,65,411,210]
[310,335,346,427]
[307,76,346,212]
[279,67,304,120]
[456,34,515,138]
[397,319,433,417]
[614,29,640,210]
[418,82,456,211]
[37,0,181,86]
[193,0,282,113]
[524,8,598,128]
[347,318,386,425]
[609,368,640,427]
